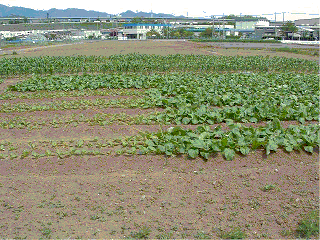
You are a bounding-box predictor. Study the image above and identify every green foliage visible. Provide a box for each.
[193,39,281,43]
[194,231,211,239]
[156,232,174,239]
[119,120,319,160]
[219,227,247,239]
[129,226,151,239]
[0,54,317,77]
[40,227,52,238]
[261,184,276,192]
[146,29,160,38]
[295,210,319,239]
[280,21,298,40]
[4,72,319,128]
[199,28,214,38]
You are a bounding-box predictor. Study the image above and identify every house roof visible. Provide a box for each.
[123,23,171,27]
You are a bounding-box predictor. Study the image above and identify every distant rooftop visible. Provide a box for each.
[124,23,171,27]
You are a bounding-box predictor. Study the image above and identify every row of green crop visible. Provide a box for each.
[0,54,318,76]
[151,103,318,124]
[0,88,142,100]
[0,112,157,130]
[0,97,144,113]
[8,73,319,106]
[111,120,320,160]
[4,73,319,123]
[1,120,318,161]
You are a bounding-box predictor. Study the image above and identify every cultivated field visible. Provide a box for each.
[1,40,319,61]
[0,41,319,239]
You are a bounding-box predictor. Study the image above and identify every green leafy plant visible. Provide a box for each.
[219,227,247,239]
[194,231,211,239]
[262,184,276,192]
[295,210,319,239]
[129,225,151,239]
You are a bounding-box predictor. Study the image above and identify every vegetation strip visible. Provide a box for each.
[117,119,319,160]
[0,88,144,100]
[1,120,318,161]
[4,73,319,123]
[0,54,318,77]
[0,112,159,129]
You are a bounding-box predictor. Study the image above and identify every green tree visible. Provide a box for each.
[280,21,298,40]
[131,17,143,23]
[146,29,160,39]
[199,28,214,38]
[313,29,319,40]
[301,30,309,40]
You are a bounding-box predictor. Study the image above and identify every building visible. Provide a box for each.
[175,24,235,37]
[294,18,320,27]
[294,18,320,40]
[122,23,170,40]
[235,19,269,38]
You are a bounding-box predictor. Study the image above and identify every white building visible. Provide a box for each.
[122,23,170,40]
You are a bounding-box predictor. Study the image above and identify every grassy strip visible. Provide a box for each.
[242,47,319,56]
[269,47,319,56]
[192,39,282,43]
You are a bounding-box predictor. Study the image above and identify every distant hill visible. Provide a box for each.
[0,4,180,18]
[0,4,43,17]
[120,10,183,18]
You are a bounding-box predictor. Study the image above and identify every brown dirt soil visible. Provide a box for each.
[0,40,209,58]
[0,150,318,239]
[2,39,317,61]
[0,41,319,239]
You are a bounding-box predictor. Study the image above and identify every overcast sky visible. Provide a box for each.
[1,0,319,21]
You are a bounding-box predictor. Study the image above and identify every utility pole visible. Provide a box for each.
[212,15,214,39]
[223,13,225,39]
[274,12,280,38]
[282,12,286,22]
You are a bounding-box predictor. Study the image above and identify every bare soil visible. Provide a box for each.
[0,41,318,239]
[1,40,318,61]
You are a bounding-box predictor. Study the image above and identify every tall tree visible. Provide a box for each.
[280,21,298,40]
[146,29,160,38]
[199,28,214,38]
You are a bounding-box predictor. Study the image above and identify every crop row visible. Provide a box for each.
[0,112,157,129]
[1,120,317,161]
[0,88,143,100]
[0,54,318,76]
[119,120,320,160]
[0,97,145,113]
[9,73,318,107]
[5,73,318,123]
[152,103,318,124]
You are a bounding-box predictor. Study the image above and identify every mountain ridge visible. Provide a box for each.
[0,4,181,18]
